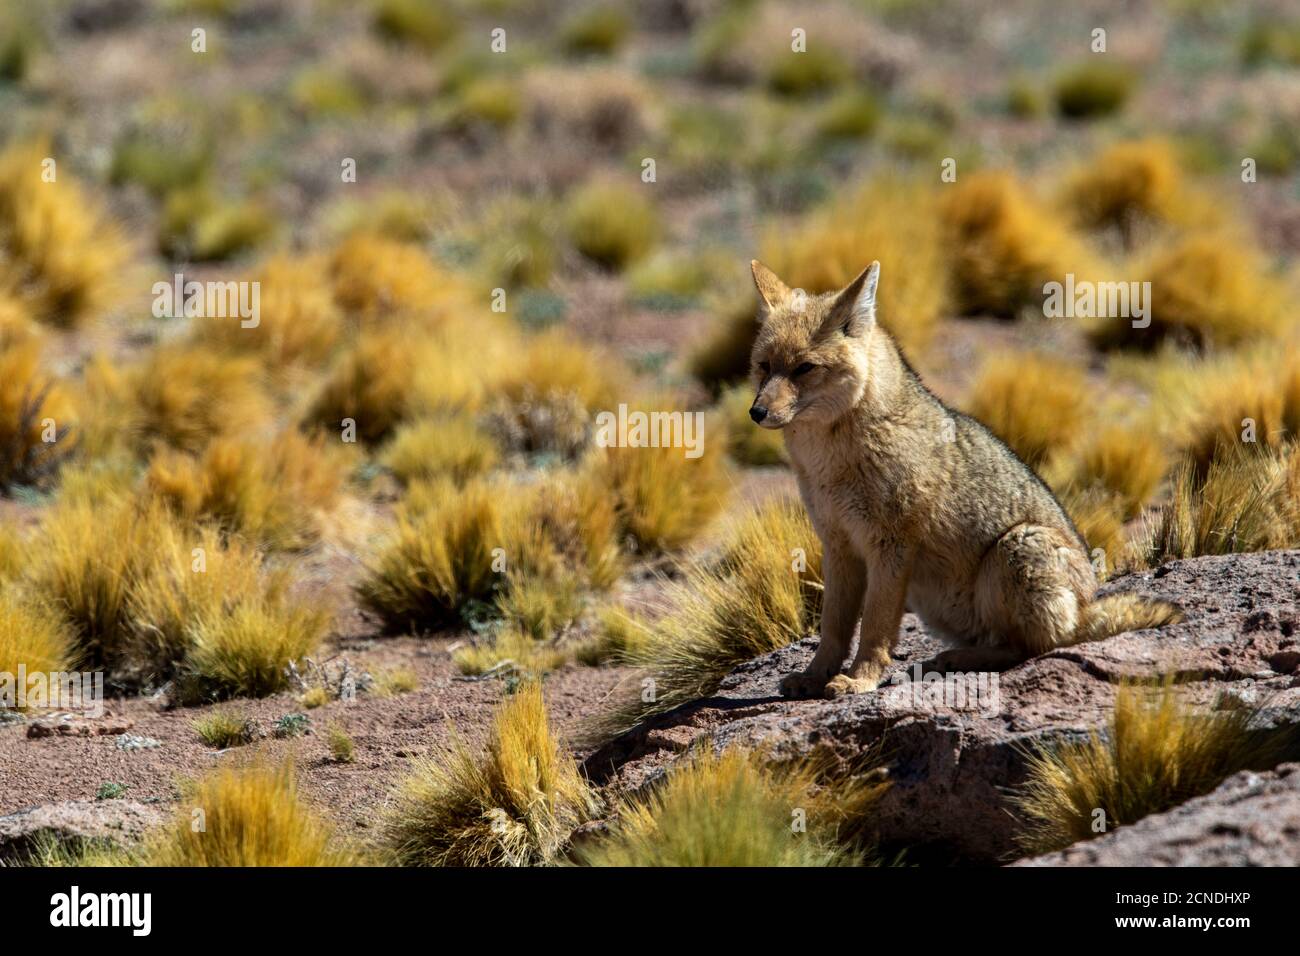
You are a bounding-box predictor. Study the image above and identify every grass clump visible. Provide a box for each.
[0,593,76,694]
[1143,447,1300,564]
[383,682,596,866]
[147,760,358,866]
[589,499,821,738]
[196,254,342,367]
[27,496,173,671]
[576,747,886,867]
[766,46,851,98]
[1096,233,1289,351]
[193,711,257,749]
[160,185,276,262]
[0,341,76,491]
[596,437,730,554]
[452,625,571,677]
[763,176,949,355]
[964,352,1091,469]
[486,330,621,458]
[1016,680,1294,854]
[1060,139,1182,242]
[939,171,1097,319]
[1056,424,1167,520]
[327,724,356,763]
[373,0,458,51]
[0,139,124,328]
[372,666,419,697]
[560,5,630,57]
[1053,61,1135,120]
[356,476,511,632]
[299,686,331,709]
[181,600,329,704]
[145,430,344,551]
[328,232,462,323]
[126,346,271,455]
[565,180,660,270]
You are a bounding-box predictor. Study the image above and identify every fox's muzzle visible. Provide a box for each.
[749,403,768,424]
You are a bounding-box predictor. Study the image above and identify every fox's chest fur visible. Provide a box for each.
[785,408,942,555]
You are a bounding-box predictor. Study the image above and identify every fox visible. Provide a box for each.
[746,258,1182,699]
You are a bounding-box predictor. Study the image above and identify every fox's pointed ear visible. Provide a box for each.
[823,261,879,338]
[751,259,792,313]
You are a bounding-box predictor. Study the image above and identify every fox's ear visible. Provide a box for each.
[751,259,792,313]
[823,261,879,338]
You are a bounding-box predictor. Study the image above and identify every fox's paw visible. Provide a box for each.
[779,672,828,700]
[823,674,879,699]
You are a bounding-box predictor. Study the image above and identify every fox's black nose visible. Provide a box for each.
[749,404,768,424]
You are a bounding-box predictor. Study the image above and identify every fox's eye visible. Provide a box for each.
[758,361,770,373]
[792,362,817,378]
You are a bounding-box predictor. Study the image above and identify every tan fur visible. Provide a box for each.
[747,259,1182,699]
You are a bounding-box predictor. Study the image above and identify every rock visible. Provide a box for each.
[115,733,161,752]
[27,716,135,739]
[1015,764,1300,866]
[582,550,1300,865]
[0,801,165,863]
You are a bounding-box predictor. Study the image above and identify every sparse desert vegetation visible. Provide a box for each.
[0,0,1298,876]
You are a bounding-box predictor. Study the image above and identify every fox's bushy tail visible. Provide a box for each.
[1072,592,1184,645]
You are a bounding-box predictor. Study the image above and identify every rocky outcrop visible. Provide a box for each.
[582,550,1300,865]
[0,800,165,863]
[1016,763,1300,866]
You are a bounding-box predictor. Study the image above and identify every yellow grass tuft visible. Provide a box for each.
[594,425,730,554]
[26,495,174,671]
[1016,679,1293,854]
[487,329,622,457]
[145,429,344,551]
[1060,139,1183,241]
[763,176,949,355]
[180,598,329,703]
[127,346,271,455]
[371,666,419,697]
[576,747,887,867]
[452,624,571,677]
[196,254,342,367]
[329,232,460,323]
[356,476,511,631]
[1144,447,1300,564]
[0,341,77,490]
[1097,233,1289,350]
[1175,351,1300,473]
[0,140,124,328]
[939,171,1098,319]
[326,724,356,763]
[381,415,500,485]
[146,760,359,866]
[495,570,585,642]
[1053,423,1168,520]
[564,179,660,270]
[588,499,821,739]
[0,593,76,693]
[383,683,596,866]
[964,352,1091,469]
[193,710,256,749]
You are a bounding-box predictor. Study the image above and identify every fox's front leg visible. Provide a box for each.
[779,539,865,700]
[824,550,910,698]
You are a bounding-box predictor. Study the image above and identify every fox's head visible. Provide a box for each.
[747,259,880,430]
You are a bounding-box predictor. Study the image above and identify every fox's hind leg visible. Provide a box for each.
[974,523,1096,656]
[779,538,864,699]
